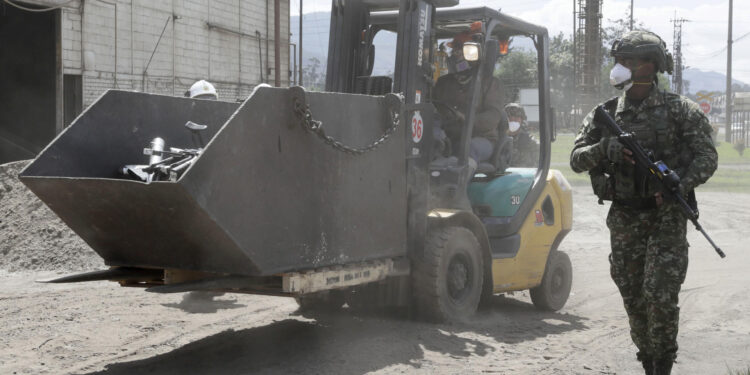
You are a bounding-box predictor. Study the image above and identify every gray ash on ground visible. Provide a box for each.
[0,160,103,272]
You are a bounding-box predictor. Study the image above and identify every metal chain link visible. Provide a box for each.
[293,98,400,155]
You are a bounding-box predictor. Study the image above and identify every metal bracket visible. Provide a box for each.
[282,258,399,294]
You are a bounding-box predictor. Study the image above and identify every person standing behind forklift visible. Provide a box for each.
[504,103,539,167]
[433,22,507,167]
[185,79,219,100]
[570,30,717,375]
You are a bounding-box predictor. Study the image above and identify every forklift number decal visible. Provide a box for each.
[510,195,521,205]
[411,111,423,143]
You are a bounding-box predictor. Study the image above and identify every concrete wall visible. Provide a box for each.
[38,0,291,107]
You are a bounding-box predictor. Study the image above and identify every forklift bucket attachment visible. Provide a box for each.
[20,88,407,276]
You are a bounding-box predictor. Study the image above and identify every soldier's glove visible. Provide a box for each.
[600,136,625,164]
[662,174,684,196]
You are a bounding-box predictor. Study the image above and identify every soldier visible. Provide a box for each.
[569,30,717,374]
[504,103,539,167]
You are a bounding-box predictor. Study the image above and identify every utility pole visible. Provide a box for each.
[630,0,634,31]
[574,0,602,121]
[726,0,733,142]
[573,0,577,124]
[671,14,689,95]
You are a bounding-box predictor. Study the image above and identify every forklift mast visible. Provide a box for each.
[325,0,456,258]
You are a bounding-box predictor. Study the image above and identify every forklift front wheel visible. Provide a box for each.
[413,226,483,322]
[530,250,572,311]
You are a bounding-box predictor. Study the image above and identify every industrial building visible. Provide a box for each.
[0,0,292,164]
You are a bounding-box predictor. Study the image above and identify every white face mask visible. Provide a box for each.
[508,121,521,133]
[610,63,633,91]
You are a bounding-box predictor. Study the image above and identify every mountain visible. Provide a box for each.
[290,12,331,71]
[682,68,749,94]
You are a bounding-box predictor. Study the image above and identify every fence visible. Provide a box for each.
[731,111,750,149]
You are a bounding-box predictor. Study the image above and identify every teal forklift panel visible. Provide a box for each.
[468,168,536,217]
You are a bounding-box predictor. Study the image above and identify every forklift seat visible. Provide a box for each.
[354,76,393,95]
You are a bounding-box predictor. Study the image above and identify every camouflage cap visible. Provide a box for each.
[504,103,526,119]
[610,30,674,74]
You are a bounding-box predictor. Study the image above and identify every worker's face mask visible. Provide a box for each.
[609,63,633,91]
[448,47,472,75]
[508,121,521,133]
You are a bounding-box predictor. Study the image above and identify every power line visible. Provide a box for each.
[671,15,689,95]
[686,30,750,61]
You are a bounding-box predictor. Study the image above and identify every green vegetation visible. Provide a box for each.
[726,366,750,375]
[550,133,750,193]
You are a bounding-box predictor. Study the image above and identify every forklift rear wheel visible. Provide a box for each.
[530,250,572,311]
[413,226,483,322]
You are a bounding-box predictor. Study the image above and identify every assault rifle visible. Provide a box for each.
[593,105,725,258]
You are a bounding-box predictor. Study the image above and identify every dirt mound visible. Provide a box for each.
[0,160,104,272]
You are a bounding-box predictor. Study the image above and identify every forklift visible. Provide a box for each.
[21,0,572,322]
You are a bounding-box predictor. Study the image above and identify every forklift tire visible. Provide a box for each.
[413,226,483,322]
[295,290,346,312]
[530,250,572,311]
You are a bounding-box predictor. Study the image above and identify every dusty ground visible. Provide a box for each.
[1,160,748,374]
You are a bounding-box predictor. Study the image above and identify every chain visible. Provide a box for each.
[293,97,400,155]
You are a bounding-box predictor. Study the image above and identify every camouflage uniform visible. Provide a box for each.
[510,125,539,167]
[505,103,539,167]
[570,86,718,364]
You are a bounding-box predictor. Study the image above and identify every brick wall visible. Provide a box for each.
[48,0,290,106]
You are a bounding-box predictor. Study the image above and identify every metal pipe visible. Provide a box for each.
[142,15,172,92]
[266,0,269,83]
[274,0,280,86]
[299,0,303,86]
[205,22,296,87]
[98,0,117,88]
[726,0,733,142]
[291,43,297,85]
[256,30,264,83]
[130,0,133,76]
[80,0,85,73]
[238,0,242,97]
[171,0,175,96]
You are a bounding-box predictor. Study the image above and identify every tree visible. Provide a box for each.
[549,32,575,114]
[301,57,325,91]
[495,47,538,102]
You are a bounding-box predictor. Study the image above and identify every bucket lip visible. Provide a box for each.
[17,174,181,185]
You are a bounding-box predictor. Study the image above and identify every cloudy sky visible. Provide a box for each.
[292,0,750,83]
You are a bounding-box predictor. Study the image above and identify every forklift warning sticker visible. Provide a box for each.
[411,111,423,143]
[535,210,544,226]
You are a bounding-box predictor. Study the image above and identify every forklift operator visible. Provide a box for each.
[433,25,508,165]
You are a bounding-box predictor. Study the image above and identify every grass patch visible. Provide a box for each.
[726,366,750,375]
[550,133,750,192]
[715,140,750,164]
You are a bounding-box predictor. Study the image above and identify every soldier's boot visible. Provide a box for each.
[640,358,654,375]
[653,358,673,375]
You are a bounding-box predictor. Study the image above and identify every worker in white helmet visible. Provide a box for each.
[185,79,218,100]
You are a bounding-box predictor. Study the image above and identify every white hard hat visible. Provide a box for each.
[188,80,218,100]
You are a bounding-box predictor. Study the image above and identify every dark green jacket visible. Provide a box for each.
[433,73,506,143]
